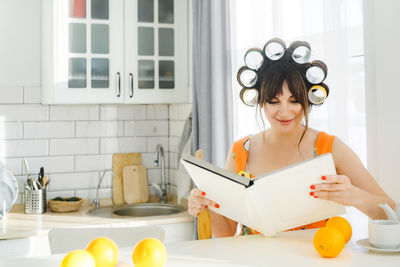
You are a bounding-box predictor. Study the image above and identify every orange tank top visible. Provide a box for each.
[232,131,335,235]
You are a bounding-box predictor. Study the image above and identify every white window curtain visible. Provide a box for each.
[230,0,366,165]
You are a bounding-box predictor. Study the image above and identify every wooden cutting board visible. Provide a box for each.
[112,153,142,205]
[122,165,149,204]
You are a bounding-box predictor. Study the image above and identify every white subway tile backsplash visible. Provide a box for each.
[147,168,162,185]
[0,101,190,199]
[178,104,192,120]
[0,86,23,103]
[100,137,147,154]
[100,105,147,121]
[25,156,74,173]
[147,105,168,120]
[101,171,113,187]
[50,172,100,190]
[23,86,41,104]
[24,121,75,139]
[0,139,48,157]
[147,136,169,153]
[169,105,179,120]
[0,158,22,175]
[15,175,26,193]
[75,154,112,172]
[50,138,99,155]
[75,188,112,200]
[0,121,23,139]
[50,105,99,121]
[168,103,192,190]
[0,104,48,121]
[76,121,123,137]
[169,136,179,153]
[169,152,178,169]
[141,152,155,169]
[124,120,168,136]
[169,120,185,137]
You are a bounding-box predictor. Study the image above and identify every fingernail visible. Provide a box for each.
[215,204,220,208]
[309,191,314,196]
[321,176,326,180]
[310,185,315,190]
[205,205,208,208]
[314,196,318,198]
[202,192,206,196]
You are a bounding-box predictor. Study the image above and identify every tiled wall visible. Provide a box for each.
[0,85,192,204]
[168,104,193,187]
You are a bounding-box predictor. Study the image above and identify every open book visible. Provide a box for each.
[181,153,345,236]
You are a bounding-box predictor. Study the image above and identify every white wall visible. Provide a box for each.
[0,0,191,203]
[363,0,400,201]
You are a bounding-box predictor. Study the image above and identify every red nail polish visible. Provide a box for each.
[310,185,315,190]
[321,176,326,180]
[215,204,220,208]
[202,192,206,196]
[205,205,208,208]
[314,196,318,198]
[309,191,314,196]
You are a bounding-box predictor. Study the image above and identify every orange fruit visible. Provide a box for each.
[313,226,345,258]
[86,237,119,267]
[132,238,167,267]
[60,249,96,267]
[326,216,352,243]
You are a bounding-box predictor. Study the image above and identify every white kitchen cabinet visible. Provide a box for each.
[41,0,188,104]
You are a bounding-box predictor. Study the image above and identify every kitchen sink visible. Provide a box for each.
[86,203,186,218]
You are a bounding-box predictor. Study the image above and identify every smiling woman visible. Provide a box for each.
[188,38,395,238]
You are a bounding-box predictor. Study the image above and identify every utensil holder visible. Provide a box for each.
[24,189,46,214]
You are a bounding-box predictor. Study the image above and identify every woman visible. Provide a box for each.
[188,39,395,238]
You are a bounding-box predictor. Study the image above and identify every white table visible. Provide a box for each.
[0,228,399,267]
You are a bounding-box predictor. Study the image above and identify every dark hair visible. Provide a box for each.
[257,61,326,156]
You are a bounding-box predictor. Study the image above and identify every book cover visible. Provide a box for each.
[181,153,345,236]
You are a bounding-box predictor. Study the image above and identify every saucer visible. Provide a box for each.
[356,238,400,253]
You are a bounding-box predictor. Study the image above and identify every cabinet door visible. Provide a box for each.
[125,0,188,104]
[42,0,124,104]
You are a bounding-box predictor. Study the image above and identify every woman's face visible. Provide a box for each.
[263,80,304,134]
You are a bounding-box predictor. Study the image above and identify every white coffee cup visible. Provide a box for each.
[368,219,400,249]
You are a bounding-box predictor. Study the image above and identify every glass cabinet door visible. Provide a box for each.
[68,0,110,89]
[42,0,124,104]
[125,0,188,103]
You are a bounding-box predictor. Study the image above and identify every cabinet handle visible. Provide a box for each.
[129,73,134,98]
[117,72,121,97]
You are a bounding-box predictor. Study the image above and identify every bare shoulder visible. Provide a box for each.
[332,137,355,158]
[331,137,363,173]
[306,128,320,143]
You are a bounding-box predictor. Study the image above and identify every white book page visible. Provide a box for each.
[249,154,345,233]
[181,160,258,227]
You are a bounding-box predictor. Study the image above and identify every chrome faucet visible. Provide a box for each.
[153,144,167,203]
[90,170,111,209]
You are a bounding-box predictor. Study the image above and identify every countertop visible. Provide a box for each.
[1,229,399,267]
[0,198,192,240]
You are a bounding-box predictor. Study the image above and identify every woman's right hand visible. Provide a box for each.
[188,188,219,217]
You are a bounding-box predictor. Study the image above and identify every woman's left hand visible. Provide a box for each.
[310,175,361,206]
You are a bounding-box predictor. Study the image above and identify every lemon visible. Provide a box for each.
[60,249,96,267]
[86,237,119,267]
[132,238,167,267]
